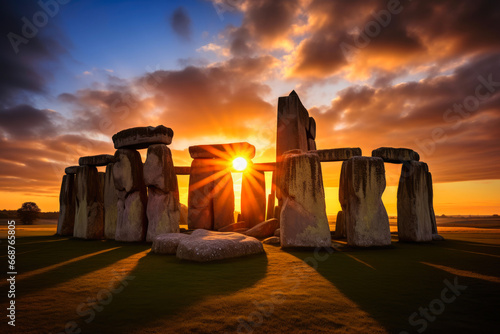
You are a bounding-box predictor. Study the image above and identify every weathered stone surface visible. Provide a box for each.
[65,166,79,175]
[339,157,391,247]
[188,159,216,230]
[307,117,316,140]
[112,125,173,150]
[179,203,188,226]
[113,149,148,242]
[113,149,145,194]
[262,236,280,245]
[146,187,180,242]
[334,211,346,239]
[280,151,331,248]
[397,161,433,242]
[151,233,190,254]
[234,228,249,234]
[245,218,279,239]
[188,159,235,230]
[79,154,115,167]
[213,169,235,230]
[241,170,266,228]
[189,142,255,160]
[174,166,191,175]
[176,229,264,262]
[57,174,76,236]
[311,148,362,162]
[115,190,147,242]
[266,193,275,220]
[74,166,104,239]
[372,147,420,163]
[274,228,280,237]
[144,144,178,193]
[104,164,118,239]
[218,221,249,232]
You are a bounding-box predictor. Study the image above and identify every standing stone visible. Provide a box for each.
[280,151,331,248]
[57,174,76,236]
[307,117,316,140]
[188,159,216,230]
[333,211,346,239]
[113,149,147,242]
[339,157,391,247]
[104,163,118,239]
[241,169,266,228]
[213,169,235,230]
[188,158,235,230]
[397,161,432,242]
[276,91,310,202]
[307,138,317,151]
[74,166,104,239]
[144,144,180,242]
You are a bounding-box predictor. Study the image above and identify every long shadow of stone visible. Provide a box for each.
[13,238,151,297]
[284,239,500,333]
[79,252,269,333]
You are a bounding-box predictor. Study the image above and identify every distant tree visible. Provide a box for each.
[493,214,499,217]
[17,202,41,225]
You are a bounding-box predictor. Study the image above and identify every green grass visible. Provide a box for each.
[0,228,499,333]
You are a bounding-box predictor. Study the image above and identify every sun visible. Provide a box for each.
[232,157,248,172]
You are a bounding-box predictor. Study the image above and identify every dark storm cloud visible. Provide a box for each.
[170,7,192,41]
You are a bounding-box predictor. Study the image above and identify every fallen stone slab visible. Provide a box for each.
[65,166,80,174]
[218,221,249,232]
[189,142,255,159]
[372,147,420,163]
[151,233,191,254]
[79,154,116,167]
[310,148,362,162]
[244,218,279,239]
[262,236,280,245]
[112,125,173,150]
[176,229,264,262]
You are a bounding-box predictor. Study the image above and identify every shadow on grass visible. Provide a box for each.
[79,251,269,333]
[285,239,500,333]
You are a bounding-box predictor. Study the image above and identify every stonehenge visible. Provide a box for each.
[57,91,442,258]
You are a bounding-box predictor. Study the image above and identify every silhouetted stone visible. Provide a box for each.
[308,138,317,151]
[372,147,420,163]
[426,170,438,235]
[146,187,180,242]
[57,174,76,236]
[65,166,79,174]
[144,144,178,193]
[432,234,445,241]
[74,166,104,239]
[276,91,310,158]
[152,233,190,254]
[262,236,280,245]
[79,154,116,166]
[176,229,264,262]
[245,218,279,239]
[311,148,362,162]
[334,211,346,239]
[189,142,255,159]
[113,149,147,242]
[307,117,316,140]
[340,157,391,247]
[188,159,235,230]
[241,169,266,228]
[280,151,331,248]
[397,161,432,242]
[104,163,118,239]
[112,125,173,150]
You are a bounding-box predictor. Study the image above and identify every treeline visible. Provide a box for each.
[0,210,59,219]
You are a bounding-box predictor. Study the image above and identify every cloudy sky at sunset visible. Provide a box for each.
[1,0,499,215]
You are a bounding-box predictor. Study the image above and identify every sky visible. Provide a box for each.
[0,0,499,215]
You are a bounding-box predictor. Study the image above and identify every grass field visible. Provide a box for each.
[0,218,499,333]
